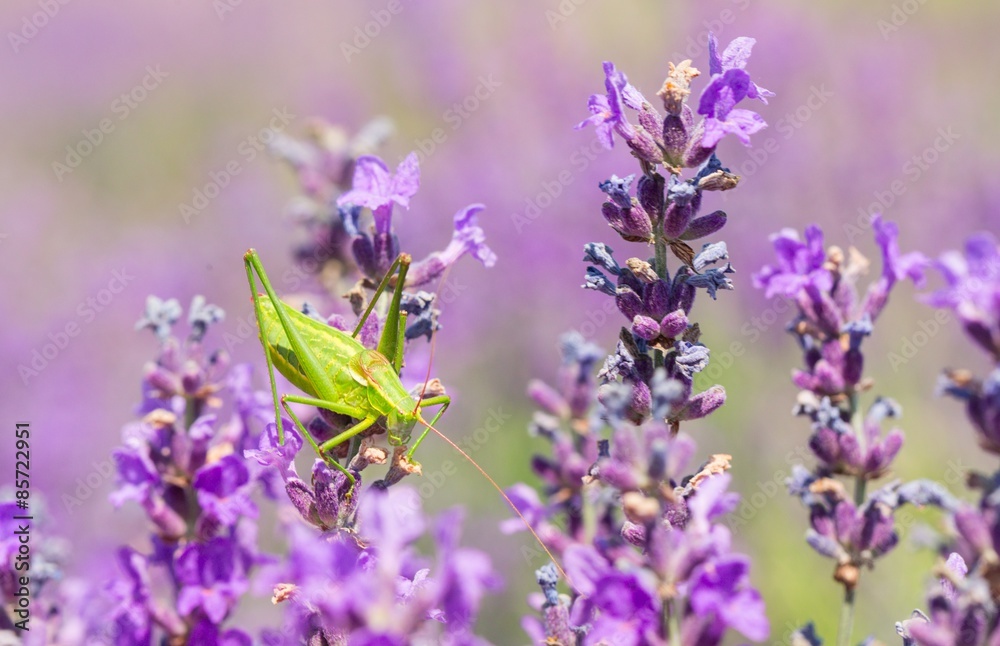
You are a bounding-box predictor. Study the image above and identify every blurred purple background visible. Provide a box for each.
[2,1,998,640]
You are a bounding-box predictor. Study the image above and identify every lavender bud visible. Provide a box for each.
[681,211,727,241]
[637,173,665,218]
[632,315,661,342]
[659,310,688,338]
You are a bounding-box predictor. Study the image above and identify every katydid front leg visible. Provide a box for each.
[280,393,376,490]
[408,395,451,460]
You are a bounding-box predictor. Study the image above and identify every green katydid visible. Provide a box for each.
[244,249,445,489]
[243,247,566,578]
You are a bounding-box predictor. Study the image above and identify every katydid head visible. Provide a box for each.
[385,406,419,446]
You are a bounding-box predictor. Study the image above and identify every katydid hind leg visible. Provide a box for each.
[280,398,357,489]
[245,251,287,444]
[244,249,338,406]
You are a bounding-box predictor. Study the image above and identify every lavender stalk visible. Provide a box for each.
[513,33,773,645]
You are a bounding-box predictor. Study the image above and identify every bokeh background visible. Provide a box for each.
[2,0,998,642]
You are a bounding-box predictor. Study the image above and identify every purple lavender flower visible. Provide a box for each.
[517,36,773,644]
[688,554,769,641]
[99,298,268,643]
[579,38,769,167]
[109,445,160,507]
[575,61,644,149]
[337,153,420,235]
[897,233,1000,645]
[189,620,253,645]
[245,419,303,482]
[408,203,497,286]
[707,34,774,103]
[193,454,258,527]
[175,537,250,624]
[697,69,768,148]
[755,216,926,399]
[753,225,831,301]
[430,508,504,634]
[938,368,1000,454]
[797,394,905,479]
[265,486,500,643]
[861,217,929,322]
[923,232,1000,359]
[598,174,654,243]
[284,460,360,531]
[758,218,956,646]
[331,150,497,343]
[563,546,660,645]
[106,547,156,644]
[269,117,394,285]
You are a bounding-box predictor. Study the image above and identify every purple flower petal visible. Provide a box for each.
[708,33,774,103]
[193,455,258,526]
[337,153,421,234]
[110,447,160,507]
[575,61,641,149]
[244,420,302,481]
